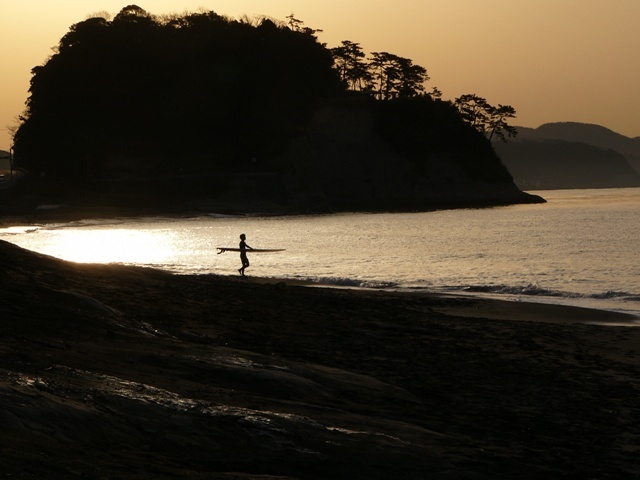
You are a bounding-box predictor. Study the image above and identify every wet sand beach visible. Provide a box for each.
[1,239,639,479]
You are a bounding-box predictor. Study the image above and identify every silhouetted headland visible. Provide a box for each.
[6,6,543,219]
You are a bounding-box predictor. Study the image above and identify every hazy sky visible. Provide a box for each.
[2,0,639,150]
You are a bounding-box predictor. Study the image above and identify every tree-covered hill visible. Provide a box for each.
[14,6,340,177]
[11,6,541,213]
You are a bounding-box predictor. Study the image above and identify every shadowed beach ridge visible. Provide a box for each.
[1,239,639,479]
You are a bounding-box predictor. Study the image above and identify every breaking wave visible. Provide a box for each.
[292,276,399,290]
[461,284,640,304]
[0,226,39,235]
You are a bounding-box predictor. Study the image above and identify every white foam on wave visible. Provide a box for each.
[0,226,39,235]
[461,284,640,303]
[453,283,640,318]
[288,275,398,289]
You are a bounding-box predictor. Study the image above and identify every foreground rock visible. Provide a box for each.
[1,240,639,479]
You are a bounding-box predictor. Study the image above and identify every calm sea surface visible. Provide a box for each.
[3,188,639,317]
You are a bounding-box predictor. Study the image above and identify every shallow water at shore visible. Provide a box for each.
[2,188,639,316]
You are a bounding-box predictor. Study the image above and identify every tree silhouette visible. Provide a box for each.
[454,94,517,142]
[285,13,323,36]
[369,52,428,100]
[13,7,341,179]
[330,41,371,92]
[485,104,517,141]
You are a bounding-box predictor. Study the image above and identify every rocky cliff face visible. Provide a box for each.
[282,103,543,211]
[5,102,544,217]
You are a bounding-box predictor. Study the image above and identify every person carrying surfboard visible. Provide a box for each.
[238,233,253,276]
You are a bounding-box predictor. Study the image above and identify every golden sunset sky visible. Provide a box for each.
[2,0,639,150]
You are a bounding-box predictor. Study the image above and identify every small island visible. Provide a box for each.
[7,6,542,217]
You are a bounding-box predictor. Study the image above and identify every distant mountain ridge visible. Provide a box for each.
[516,122,640,172]
[494,122,640,190]
[0,150,11,171]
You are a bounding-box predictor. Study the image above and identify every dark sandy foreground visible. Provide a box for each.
[1,239,639,479]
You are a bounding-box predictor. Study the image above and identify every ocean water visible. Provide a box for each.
[2,188,639,317]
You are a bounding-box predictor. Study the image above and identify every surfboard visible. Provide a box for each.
[216,247,285,254]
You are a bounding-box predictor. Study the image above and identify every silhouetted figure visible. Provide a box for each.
[238,233,253,276]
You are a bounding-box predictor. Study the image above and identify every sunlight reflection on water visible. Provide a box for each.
[2,188,639,315]
[40,229,177,264]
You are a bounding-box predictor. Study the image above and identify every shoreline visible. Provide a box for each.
[243,274,640,326]
[0,188,546,227]
[425,290,640,326]
[2,221,638,322]
[1,199,637,320]
[2,239,640,478]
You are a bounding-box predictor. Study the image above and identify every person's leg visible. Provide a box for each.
[240,255,249,275]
